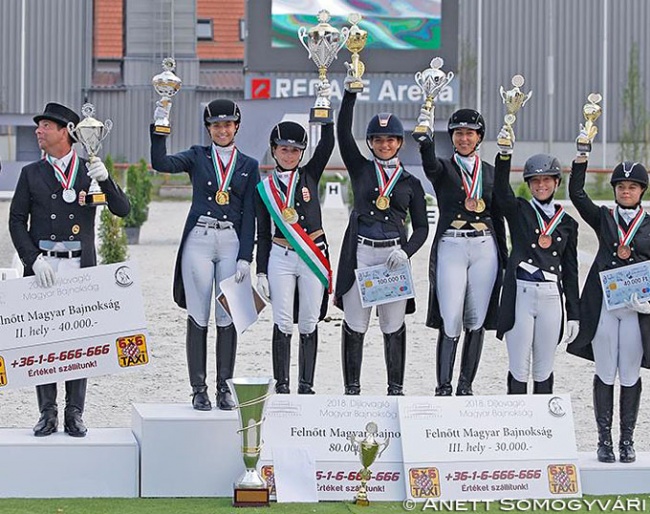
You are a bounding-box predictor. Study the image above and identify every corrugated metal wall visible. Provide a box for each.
[459,0,650,143]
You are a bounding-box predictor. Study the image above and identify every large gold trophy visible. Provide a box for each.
[348,422,390,506]
[152,57,182,136]
[227,377,275,507]
[412,57,454,143]
[576,93,603,154]
[497,74,533,149]
[344,13,367,93]
[298,10,349,124]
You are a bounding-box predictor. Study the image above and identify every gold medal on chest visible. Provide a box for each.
[376,195,390,210]
[216,191,230,205]
[282,207,299,224]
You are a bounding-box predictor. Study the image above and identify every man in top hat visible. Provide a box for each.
[9,102,130,437]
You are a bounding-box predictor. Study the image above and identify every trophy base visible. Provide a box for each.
[354,497,370,506]
[346,81,364,94]
[310,107,332,125]
[412,125,433,143]
[496,137,513,149]
[233,486,270,507]
[153,124,171,136]
[576,140,592,153]
[84,192,107,207]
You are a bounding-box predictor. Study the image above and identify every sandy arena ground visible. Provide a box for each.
[0,198,647,453]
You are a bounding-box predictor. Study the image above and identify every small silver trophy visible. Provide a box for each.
[497,74,533,149]
[412,57,455,143]
[298,9,349,124]
[67,103,112,207]
[576,92,602,154]
[349,422,390,506]
[152,57,182,135]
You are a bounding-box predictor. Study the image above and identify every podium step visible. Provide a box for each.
[579,451,650,494]
[0,428,138,498]
[132,403,243,497]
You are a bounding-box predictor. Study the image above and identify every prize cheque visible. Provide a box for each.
[398,395,581,502]
[259,395,405,501]
[0,262,149,389]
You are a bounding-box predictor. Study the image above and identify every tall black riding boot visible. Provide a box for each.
[216,324,237,410]
[186,317,211,411]
[619,378,642,463]
[342,322,365,395]
[533,373,554,394]
[593,375,615,463]
[456,328,485,396]
[384,324,406,396]
[64,378,87,437]
[435,330,459,396]
[298,328,318,394]
[273,324,292,394]
[33,383,58,437]
[507,372,528,394]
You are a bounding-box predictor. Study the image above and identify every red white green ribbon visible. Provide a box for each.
[272,169,299,211]
[211,146,238,192]
[257,177,332,292]
[612,207,646,247]
[532,203,566,236]
[453,154,483,199]
[46,151,79,190]
[374,160,403,198]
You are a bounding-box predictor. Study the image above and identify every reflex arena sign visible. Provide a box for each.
[246,75,457,105]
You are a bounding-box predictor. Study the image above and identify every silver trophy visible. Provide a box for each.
[412,57,455,143]
[227,377,275,507]
[67,103,113,207]
[152,57,182,135]
[497,74,533,149]
[298,9,349,124]
[349,422,390,506]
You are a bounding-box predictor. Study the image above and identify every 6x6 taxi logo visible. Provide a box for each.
[0,356,7,386]
[116,334,149,368]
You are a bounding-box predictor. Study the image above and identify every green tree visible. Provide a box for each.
[619,43,650,164]
[124,159,153,228]
[97,155,128,263]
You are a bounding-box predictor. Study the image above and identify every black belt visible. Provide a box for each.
[444,229,491,238]
[196,219,233,230]
[42,249,81,258]
[357,236,400,248]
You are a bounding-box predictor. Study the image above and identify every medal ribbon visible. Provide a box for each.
[612,207,646,247]
[453,154,483,199]
[374,160,403,198]
[532,203,566,236]
[46,151,79,190]
[210,146,238,192]
[271,169,299,211]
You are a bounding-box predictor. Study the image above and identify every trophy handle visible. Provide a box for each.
[66,121,78,142]
[521,90,533,108]
[337,27,350,52]
[297,27,312,60]
[377,437,390,459]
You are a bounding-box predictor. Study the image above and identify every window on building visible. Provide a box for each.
[196,19,213,41]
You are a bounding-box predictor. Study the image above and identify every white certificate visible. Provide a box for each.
[599,260,650,310]
[0,262,150,390]
[398,395,581,502]
[355,262,415,308]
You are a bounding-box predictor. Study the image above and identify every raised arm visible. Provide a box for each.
[150,126,195,174]
[337,91,367,176]
[568,158,601,230]
[302,122,335,181]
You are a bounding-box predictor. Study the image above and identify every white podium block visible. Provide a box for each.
[132,403,243,497]
[579,451,650,495]
[322,181,346,209]
[0,428,139,498]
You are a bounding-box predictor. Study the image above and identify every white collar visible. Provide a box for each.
[48,149,74,169]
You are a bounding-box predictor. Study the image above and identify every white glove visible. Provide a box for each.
[417,107,434,129]
[154,100,170,122]
[256,273,271,302]
[343,62,357,92]
[386,249,408,271]
[318,81,332,100]
[32,255,56,288]
[626,293,650,314]
[86,156,109,182]
[563,320,580,344]
[234,260,250,283]
[497,126,514,155]
[576,124,591,157]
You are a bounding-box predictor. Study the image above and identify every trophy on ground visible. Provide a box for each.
[298,9,349,124]
[344,12,367,93]
[412,57,454,143]
[227,377,275,507]
[348,421,390,506]
[576,93,603,154]
[497,74,533,149]
[67,103,112,207]
[152,57,182,136]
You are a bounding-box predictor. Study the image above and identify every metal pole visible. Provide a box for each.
[546,0,555,154]
[476,0,482,113]
[20,0,26,113]
[602,0,608,168]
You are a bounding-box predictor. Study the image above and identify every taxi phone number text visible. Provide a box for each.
[13,344,111,368]
[315,470,400,482]
[448,469,542,482]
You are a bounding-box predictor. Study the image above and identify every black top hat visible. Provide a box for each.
[33,102,80,128]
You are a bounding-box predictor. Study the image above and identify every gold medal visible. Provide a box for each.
[617,245,631,259]
[216,191,230,205]
[475,198,486,213]
[464,197,477,212]
[538,234,552,249]
[376,195,390,210]
[282,207,299,224]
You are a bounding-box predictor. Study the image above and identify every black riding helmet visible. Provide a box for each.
[610,161,648,187]
[366,113,404,160]
[269,121,308,150]
[203,99,241,126]
[448,109,485,139]
[523,154,562,183]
